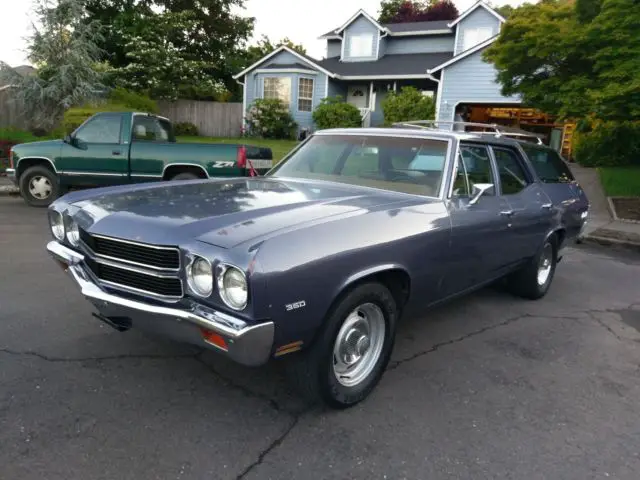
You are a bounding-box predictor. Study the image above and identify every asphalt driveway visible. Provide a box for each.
[2,195,640,480]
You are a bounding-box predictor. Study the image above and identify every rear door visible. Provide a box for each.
[489,145,554,263]
[445,142,514,294]
[58,113,128,186]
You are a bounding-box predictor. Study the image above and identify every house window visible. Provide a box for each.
[263,77,291,108]
[298,78,314,112]
[349,33,374,57]
[461,27,493,51]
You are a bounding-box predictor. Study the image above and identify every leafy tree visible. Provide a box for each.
[0,0,106,131]
[109,10,226,100]
[312,96,363,130]
[576,0,602,23]
[382,86,435,125]
[377,0,458,23]
[483,0,640,122]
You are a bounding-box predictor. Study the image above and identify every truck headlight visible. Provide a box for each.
[48,210,65,241]
[66,217,80,246]
[217,264,248,311]
[187,256,213,297]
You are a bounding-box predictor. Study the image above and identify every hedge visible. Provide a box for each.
[574,121,640,167]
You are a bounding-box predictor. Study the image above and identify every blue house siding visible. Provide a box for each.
[326,40,341,58]
[386,35,454,55]
[262,50,305,67]
[437,49,520,122]
[327,80,347,100]
[454,8,501,54]
[342,16,380,61]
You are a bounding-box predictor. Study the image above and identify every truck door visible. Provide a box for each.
[58,113,129,186]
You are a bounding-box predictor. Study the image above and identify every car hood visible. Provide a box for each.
[67,177,423,249]
[15,139,63,151]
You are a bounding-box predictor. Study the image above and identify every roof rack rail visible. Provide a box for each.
[391,120,545,144]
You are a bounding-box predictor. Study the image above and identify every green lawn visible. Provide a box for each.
[177,136,299,163]
[598,166,640,197]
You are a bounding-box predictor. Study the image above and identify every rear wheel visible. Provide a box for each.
[507,235,557,300]
[287,283,397,409]
[19,165,60,207]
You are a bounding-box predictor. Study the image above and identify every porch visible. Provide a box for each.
[327,78,439,127]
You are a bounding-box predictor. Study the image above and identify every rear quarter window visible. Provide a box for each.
[521,145,574,183]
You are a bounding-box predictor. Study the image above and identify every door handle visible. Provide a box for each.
[541,203,553,210]
[112,150,121,156]
[499,210,514,217]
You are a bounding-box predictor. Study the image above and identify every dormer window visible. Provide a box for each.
[349,33,374,57]
[461,27,493,51]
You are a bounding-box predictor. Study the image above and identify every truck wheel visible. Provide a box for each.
[506,235,557,300]
[19,165,60,207]
[170,172,200,181]
[287,282,397,409]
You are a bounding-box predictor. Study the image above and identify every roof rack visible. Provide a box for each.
[391,120,545,145]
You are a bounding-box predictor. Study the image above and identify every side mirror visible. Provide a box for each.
[468,183,494,206]
[64,134,76,146]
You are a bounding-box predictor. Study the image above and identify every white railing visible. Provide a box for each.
[359,108,371,128]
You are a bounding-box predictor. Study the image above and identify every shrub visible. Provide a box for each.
[108,87,159,114]
[312,96,363,130]
[573,120,640,167]
[382,86,435,125]
[174,122,199,136]
[245,98,297,139]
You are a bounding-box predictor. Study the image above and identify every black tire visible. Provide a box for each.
[19,165,60,207]
[507,235,558,300]
[170,172,200,181]
[287,282,398,409]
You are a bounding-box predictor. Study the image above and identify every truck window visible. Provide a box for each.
[520,144,575,183]
[75,114,122,144]
[132,116,175,142]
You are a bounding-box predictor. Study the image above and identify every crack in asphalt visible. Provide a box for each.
[0,348,199,363]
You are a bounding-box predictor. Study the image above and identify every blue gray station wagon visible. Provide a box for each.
[46,122,590,408]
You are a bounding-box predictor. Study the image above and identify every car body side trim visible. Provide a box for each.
[162,163,210,179]
[15,156,58,174]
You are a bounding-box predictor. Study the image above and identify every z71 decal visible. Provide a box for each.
[212,161,236,168]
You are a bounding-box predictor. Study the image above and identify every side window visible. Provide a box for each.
[453,144,495,197]
[132,116,173,142]
[521,145,575,183]
[74,114,122,144]
[492,147,531,195]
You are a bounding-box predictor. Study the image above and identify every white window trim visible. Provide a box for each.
[297,77,315,113]
[262,76,292,108]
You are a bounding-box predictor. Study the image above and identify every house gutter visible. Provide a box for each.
[426,72,440,83]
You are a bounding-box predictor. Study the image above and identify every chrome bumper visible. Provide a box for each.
[5,168,17,185]
[46,241,274,366]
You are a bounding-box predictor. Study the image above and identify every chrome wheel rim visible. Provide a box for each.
[537,243,553,286]
[28,176,52,199]
[333,303,386,388]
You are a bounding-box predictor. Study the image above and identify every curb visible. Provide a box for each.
[581,233,640,253]
[0,185,19,196]
[607,196,640,225]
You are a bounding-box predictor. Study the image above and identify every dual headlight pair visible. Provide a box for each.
[187,257,248,311]
[49,210,79,246]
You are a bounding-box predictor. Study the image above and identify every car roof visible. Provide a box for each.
[313,126,547,149]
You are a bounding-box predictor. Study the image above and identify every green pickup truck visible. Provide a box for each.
[6,111,274,207]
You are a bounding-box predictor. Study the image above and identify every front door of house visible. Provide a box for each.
[347,85,368,109]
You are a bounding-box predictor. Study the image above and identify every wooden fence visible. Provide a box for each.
[0,87,29,130]
[158,100,243,138]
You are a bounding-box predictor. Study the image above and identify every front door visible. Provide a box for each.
[347,85,368,110]
[58,112,129,186]
[444,143,514,295]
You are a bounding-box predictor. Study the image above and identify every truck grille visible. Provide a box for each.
[79,229,180,271]
[79,229,183,301]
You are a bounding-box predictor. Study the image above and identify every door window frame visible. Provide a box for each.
[450,141,501,200]
[72,113,124,145]
[488,145,535,197]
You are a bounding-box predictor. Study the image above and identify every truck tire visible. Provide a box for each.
[19,165,60,207]
[287,282,398,409]
[170,172,200,181]
[506,235,558,300]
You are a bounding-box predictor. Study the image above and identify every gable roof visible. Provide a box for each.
[318,52,453,79]
[320,18,453,39]
[447,0,505,27]
[426,34,498,73]
[334,9,388,35]
[233,45,336,79]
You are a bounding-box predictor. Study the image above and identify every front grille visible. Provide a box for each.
[85,257,183,298]
[79,229,180,271]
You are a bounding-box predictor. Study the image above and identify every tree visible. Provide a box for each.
[377,0,458,23]
[483,0,640,122]
[0,0,106,131]
[109,10,226,100]
[235,35,307,72]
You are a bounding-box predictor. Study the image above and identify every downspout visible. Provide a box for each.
[237,77,247,136]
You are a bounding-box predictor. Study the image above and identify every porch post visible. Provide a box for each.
[393,81,397,92]
[369,82,374,111]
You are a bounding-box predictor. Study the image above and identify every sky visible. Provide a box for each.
[0,0,529,67]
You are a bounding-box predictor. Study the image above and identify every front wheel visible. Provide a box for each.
[19,165,60,207]
[507,235,557,300]
[287,283,397,409]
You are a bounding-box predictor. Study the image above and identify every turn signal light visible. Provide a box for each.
[200,328,228,351]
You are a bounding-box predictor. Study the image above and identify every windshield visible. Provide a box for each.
[267,134,450,197]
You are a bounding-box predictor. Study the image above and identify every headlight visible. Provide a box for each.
[187,256,213,297]
[217,264,248,311]
[48,210,65,241]
[66,217,80,246]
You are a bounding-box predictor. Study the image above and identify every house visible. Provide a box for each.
[235,1,558,140]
